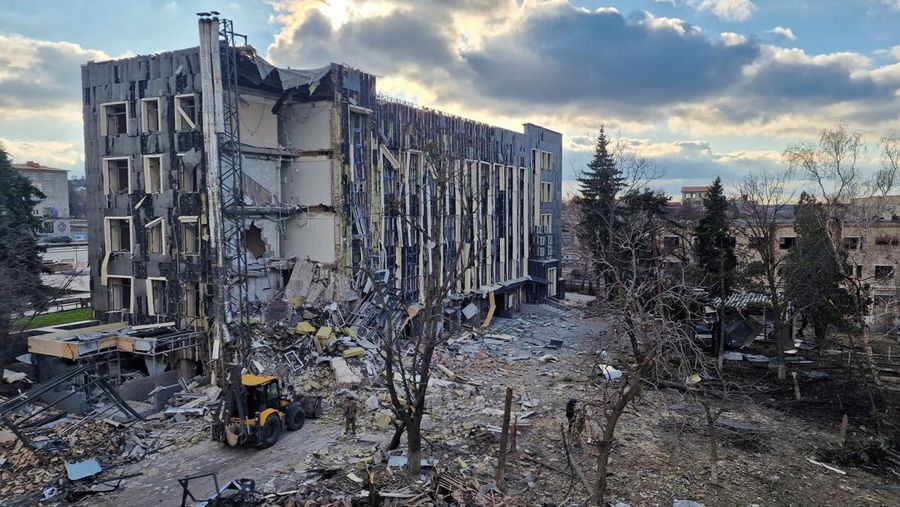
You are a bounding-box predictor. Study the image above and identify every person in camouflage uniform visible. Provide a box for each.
[343,394,358,435]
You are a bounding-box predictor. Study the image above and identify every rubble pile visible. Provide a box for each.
[0,416,124,499]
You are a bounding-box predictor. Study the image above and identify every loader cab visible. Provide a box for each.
[241,374,283,414]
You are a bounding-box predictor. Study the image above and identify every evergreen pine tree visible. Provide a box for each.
[784,192,854,351]
[0,145,46,353]
[694,177,737,297]
[575,126,623,274]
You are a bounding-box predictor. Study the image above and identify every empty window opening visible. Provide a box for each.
[244,224,267,259]
[875,235,899,246]
[542,152,552,171]
[148,278,167,316]
[854,265,863,278]
[108,277,132,312]
[144,155,162,193]
[177,154,197,192]
[778,236,796,250]
[106,218,132,252]
[100,102,129,135]
[875,265,895,280]
[146,217,165,254]
[103,158,131,194]
[179,217,199,255]
[175,94,197,131]
[183,282,201,318]
[843,237,861,250]
[141,98,161,133]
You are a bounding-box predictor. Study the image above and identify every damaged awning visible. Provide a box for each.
[28,323,206,360]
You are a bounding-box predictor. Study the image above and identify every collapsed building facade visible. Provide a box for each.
[76,18,561,357]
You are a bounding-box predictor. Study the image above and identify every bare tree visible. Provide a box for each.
[565,150,708,504]
[357,145,477,475]
[733,170,795,380]
[784,125,900,386]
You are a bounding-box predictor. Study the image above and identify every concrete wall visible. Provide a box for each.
[282,212,338,263]
[283,156,333,207]
[239,94,279,149]
[279,101,332,151]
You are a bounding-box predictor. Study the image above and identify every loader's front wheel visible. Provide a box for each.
[258,414,281,448]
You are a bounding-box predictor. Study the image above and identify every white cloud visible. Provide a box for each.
[0,138,83,170]
[766,26,796,41]
[0,34,112,122]
[687,0,755,22]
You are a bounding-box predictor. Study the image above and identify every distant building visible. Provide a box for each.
[13,161,70,218]
[13,161,72,237]
[681,185,710,206]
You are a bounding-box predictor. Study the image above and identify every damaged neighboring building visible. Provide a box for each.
[78,18,562,339]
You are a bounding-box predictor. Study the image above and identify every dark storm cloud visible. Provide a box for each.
[275,8,459,73]
[461,7,760,107]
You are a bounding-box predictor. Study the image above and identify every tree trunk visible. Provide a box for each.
[717,306,725,370]
[407,416,422,475]
[388,419,407,450]
[593,439,612,506]
[708,422,719,484]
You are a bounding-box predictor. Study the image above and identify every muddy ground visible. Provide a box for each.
[86,304,899,506]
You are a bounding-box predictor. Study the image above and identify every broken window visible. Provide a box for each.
[149,278,167,316]
[179,217,199,255]
[778,236,796,250]
[843,237,861,250]
[244,224,266,259]
[100,102,129,135]
[103,158,131,194]
[108,277,132,312]
[106,218,132,252]
[182,282,201,318]
[175,94,197,131]
[875,265,895,280]
[875,235,899,246]
[177,154,197,192]
[145,217,165,254]
[141,98,161,133]
[144,155,162,193]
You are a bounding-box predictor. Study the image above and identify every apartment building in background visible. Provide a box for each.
[12,161,72,237]
[80,18,563,330]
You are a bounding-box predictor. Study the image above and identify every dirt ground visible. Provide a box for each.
[79,305,900,506]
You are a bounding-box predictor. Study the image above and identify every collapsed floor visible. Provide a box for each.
[3,295,899,506]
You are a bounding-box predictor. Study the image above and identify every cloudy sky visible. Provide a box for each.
[1,0,899,196]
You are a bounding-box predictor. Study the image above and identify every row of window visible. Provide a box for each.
[102,154,198,194]
[99,94,197,136]
[105,216,199,255]
[107,276,201,318]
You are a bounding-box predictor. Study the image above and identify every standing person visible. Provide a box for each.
[343,394,358,435]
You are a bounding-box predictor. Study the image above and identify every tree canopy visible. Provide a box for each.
[0,145,46,343]
[694,177,737,298]
[783,192,856,348]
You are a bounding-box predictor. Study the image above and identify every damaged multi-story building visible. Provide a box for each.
[78,17,562,351]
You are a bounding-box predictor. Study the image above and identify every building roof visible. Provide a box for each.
[680,186,709,193]
[13,161,68,173]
